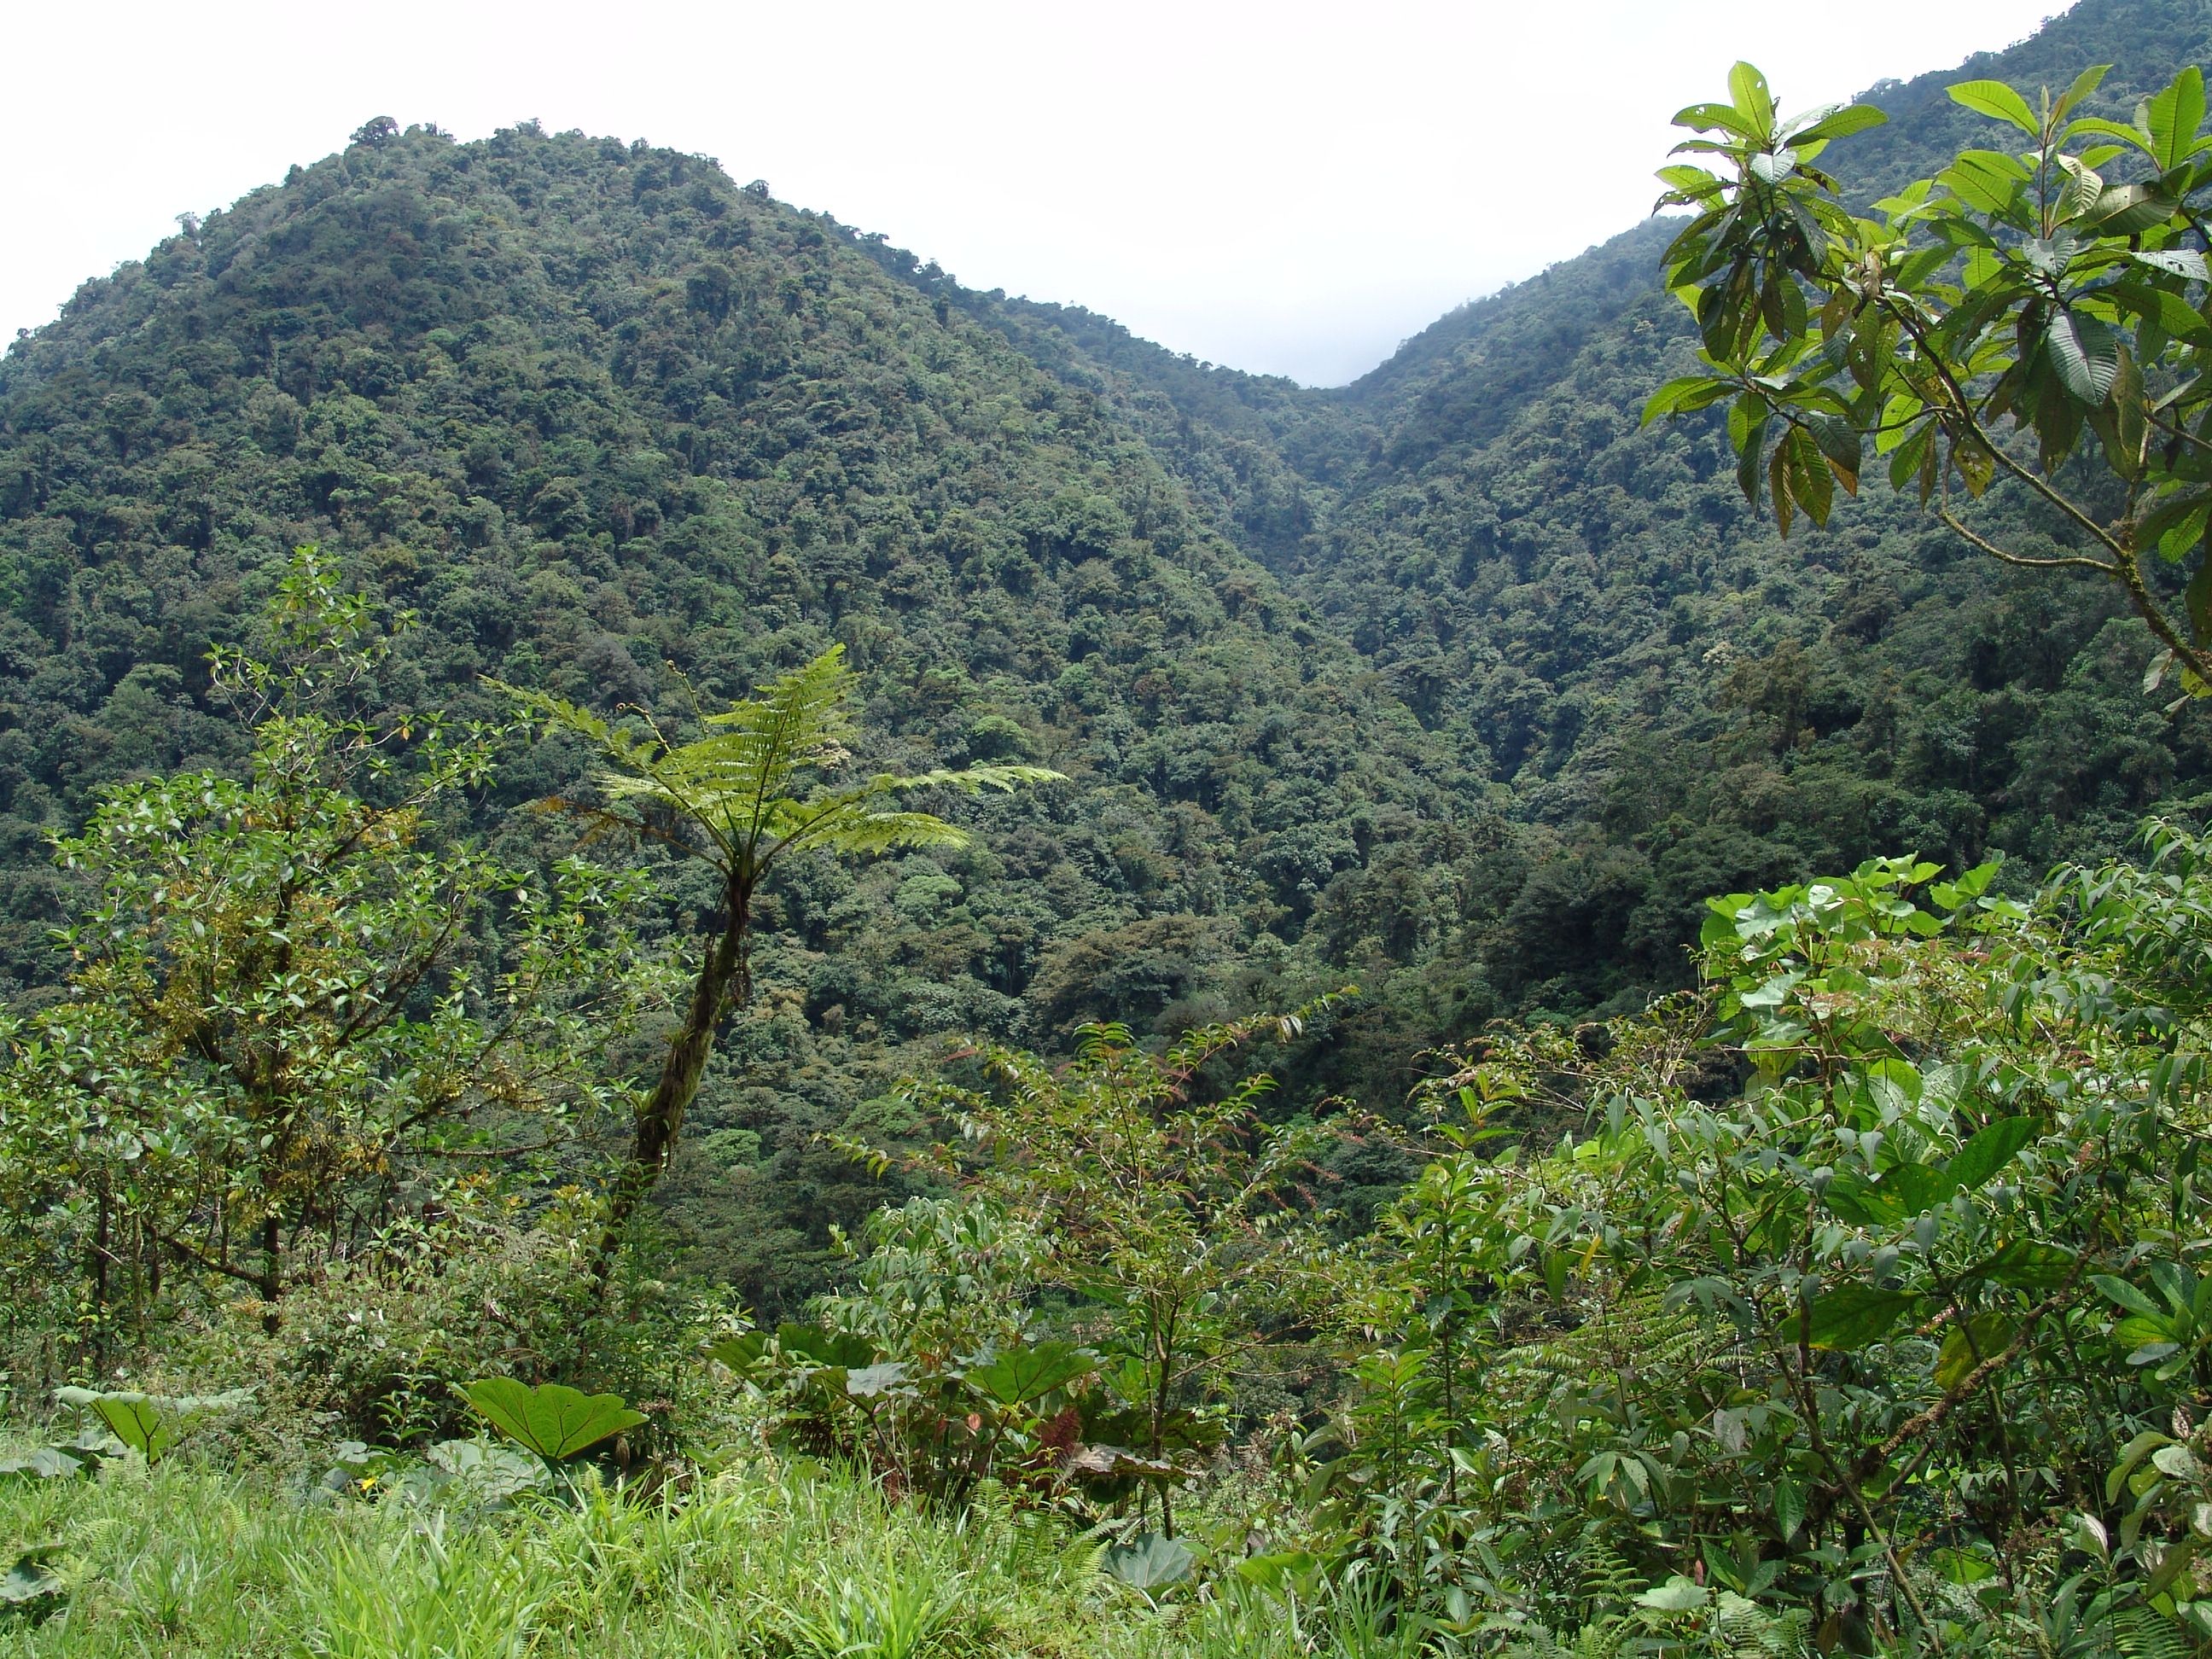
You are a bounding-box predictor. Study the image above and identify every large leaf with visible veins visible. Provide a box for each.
[460,1378,644,1462]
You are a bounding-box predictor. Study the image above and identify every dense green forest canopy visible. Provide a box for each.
[3,0,2211,1311]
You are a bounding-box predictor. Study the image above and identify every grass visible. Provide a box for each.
[0,1453,1364,1657]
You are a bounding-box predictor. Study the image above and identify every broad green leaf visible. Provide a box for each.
[707,1332,770,1373]
[1641,375,1732,424]
[1101,1531,1196,1591]
[776,1323,878,1369]
[2072,1511,2113,1560]
[2145,67,2208,172]
[1672,101,1758,139]
[2069,115,2151,155]
[424,1438,544,1503]
[1934,1546,2003,1584]
[1829,1161,1953,1223]
[1803,1284,1914,1351]
[2156,1444,2205,1481]
[1821,1173,1895,1228]
[1702,894,1758,950]
[2119,1316,2180,1355]
[2112,282,2212,350]
[459,1378,645,1463]
[1773,1476,1806,1542]
[961,1341,1099,1407]
[2135,247,2210,282]
[1949,79,2039,136]
[1637,1576,1710,1611]
[1936,1313,2014,1389]
[2083,183,2179,235]
[1888,422,1937,498]
[1793,103,1887,144]
[2053,64,2111,124]
[2097,1283,2168,1318]
[0,1450,83,1482]
[1235,1548,1319,1591]
[2045,310,2121,403]
[1940,149,2029,215]
[844,1362,911,1398]
[1728,62,1776,137]
[1863,1057,1922,1113]
[53,1387,249,1466]
[1945,1118,2035,1190]
[0,1546,64,1609]
[1972,1239,2075,1289]
[2140,492,2212,562]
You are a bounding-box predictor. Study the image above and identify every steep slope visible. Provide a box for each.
[0,126,1468,1304]
[1001,0,2212,1017]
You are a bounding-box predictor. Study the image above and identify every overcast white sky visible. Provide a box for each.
[6,0,2064,386]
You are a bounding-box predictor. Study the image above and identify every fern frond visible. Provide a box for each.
[874,764,1065,795]
[2112,1605,2196,1659]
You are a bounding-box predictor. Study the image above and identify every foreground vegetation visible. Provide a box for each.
[0,1455,1365,1658]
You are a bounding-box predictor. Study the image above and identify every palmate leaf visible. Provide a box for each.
[0,1449,84,1481]
[960,1341,1098,1407]
[775,1323,878,1369]
[53,1387,252,1465]
[459,1377,644,1463]
[1100,1531,1196,1591]
[0,1545,65,1612]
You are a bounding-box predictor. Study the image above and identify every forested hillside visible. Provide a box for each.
[1001,0,2212,1021]
[0,125,1470,1301]
[6,0,2212,1304]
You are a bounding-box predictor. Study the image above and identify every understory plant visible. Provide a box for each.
[1321,827,2212,1654]
[850,1007,1348,1535]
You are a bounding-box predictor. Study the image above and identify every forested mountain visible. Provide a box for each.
[1003,0,2212,1020]
[5,0,2212,1306]
[0,127,1474,1297]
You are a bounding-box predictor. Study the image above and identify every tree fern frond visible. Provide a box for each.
[486,678,649,770]
[870,764,1065,795]
[1574,1542,1643,1621]
[811,810,977,857]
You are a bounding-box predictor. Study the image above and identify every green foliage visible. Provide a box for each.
[777,1551,955,1659]
[0,550,661,1378]
[506,646,1057,1270]
[876,1007,1346,1530]
[1100,1531,1197,1594]
[20,13,2212,1657]
[9,9,2212,1331]
[51,1387,251,1466]
[1308,824,2212,1650]
[1651,49,2212,699]
[713,1295,1106,1509]
[459,1378,644,1467]
[0,1545,66,1621]
[0,1453,1412,1656]
[0,118,1458,1317]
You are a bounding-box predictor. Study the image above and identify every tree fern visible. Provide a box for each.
[497,646,1060,1273]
